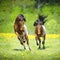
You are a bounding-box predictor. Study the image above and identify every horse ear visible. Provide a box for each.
[23,18,26,22]
[19,14,26,22]
[19,14,24,17]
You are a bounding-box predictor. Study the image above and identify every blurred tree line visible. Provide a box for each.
[0,0,60,17]
[0,0,60,33]
[0,0,60,21]
[0,0,60,14]
[0,0,60,10]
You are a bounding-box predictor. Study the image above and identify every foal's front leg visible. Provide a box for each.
[42,35,46,49]
[18,36,26,50]
[35,35,39,45]
[23,43,26,50]
[38,37,41,49]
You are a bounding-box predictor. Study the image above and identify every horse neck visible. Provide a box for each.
[17,24,25,35]
[40,25,43,35]
[36,25,43,35]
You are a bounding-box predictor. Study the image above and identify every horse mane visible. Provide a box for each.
[14,15,25,34]
[14,16,21,33]
[15,16,20,25]
[38,14,47,24]
[14,14,26,25]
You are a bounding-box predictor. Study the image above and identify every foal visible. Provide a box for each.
[35,22,46,49]
[14,15,31,50]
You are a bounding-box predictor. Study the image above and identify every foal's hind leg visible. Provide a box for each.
[42,35,46,49]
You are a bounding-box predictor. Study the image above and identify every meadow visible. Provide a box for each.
[0,34,60,60]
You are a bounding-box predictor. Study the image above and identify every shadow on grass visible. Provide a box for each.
[37,46,50,50]
[13,49,25,51]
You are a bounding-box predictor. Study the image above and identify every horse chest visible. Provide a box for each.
[20,27,24,31]
[36,25,43,36]
[18,27,25,34]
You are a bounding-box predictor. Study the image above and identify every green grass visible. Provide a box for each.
[0,36,60,60]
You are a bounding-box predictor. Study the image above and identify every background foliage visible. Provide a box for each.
[0,0,60,34]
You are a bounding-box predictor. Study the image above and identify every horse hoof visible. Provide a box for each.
[29,48,31,51]
[38,47,41,49]
[36,43,39,46]
[24,47,26,50]
[43,46,45,49]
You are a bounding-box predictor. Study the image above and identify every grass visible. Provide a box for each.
[0,35,60,60]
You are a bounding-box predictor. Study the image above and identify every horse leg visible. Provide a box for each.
[18,36,26,50]
[42,35,46,49]
[38,37,41,49]
[22,43,26,50]
[35,36,39,45]
[25,36,31,50]
[20,41,26,50]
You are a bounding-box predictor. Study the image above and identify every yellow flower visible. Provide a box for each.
[0,33,60,39]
